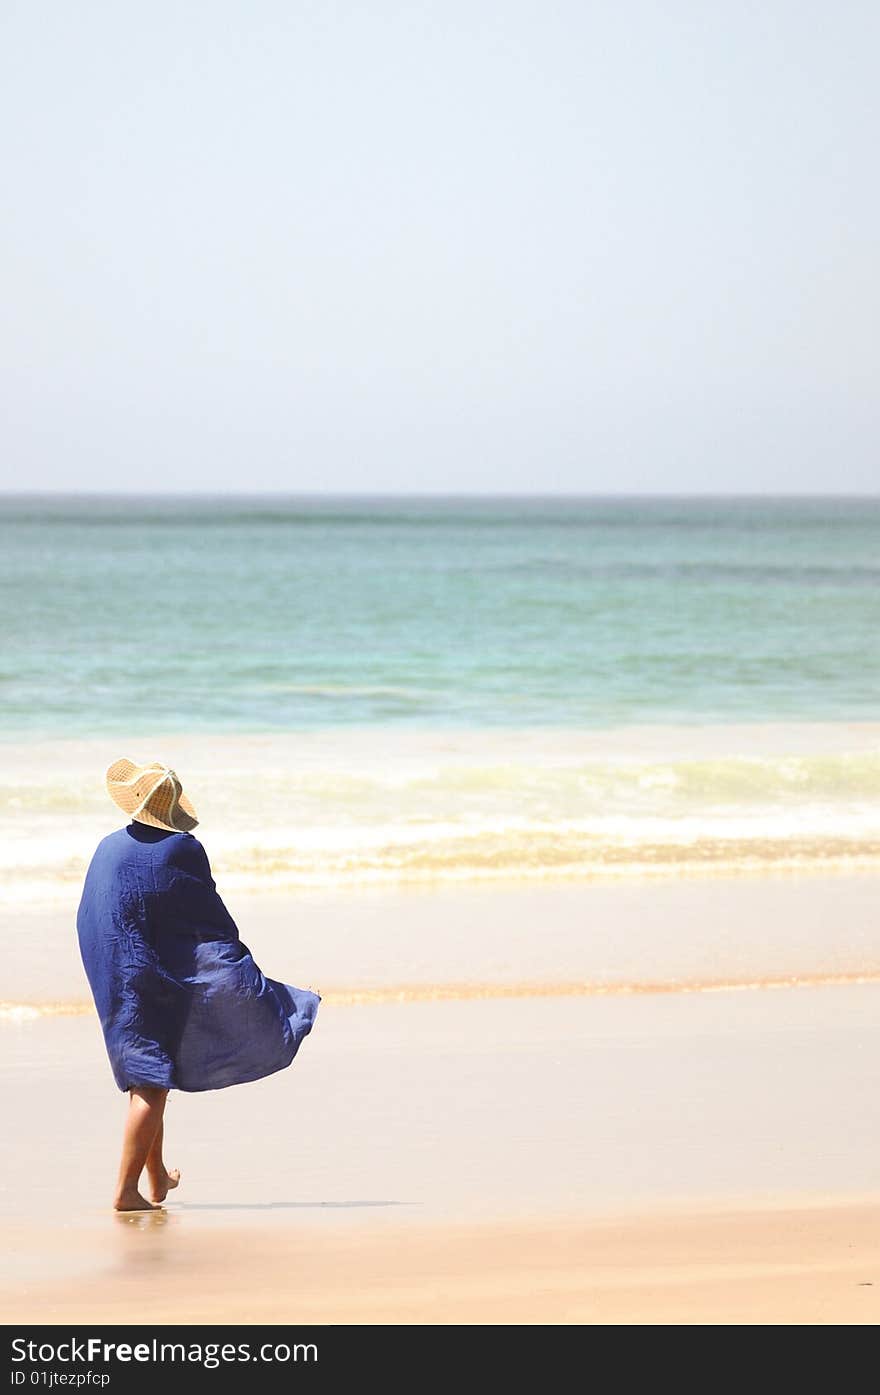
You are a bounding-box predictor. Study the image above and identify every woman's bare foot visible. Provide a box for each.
[114,1188,157,1212]
[147,1167,180,1204]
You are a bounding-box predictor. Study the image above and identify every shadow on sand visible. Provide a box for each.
[174,1200,406,1211]
[114,1199,409,1233]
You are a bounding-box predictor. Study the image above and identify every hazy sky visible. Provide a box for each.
[1,2,877,494]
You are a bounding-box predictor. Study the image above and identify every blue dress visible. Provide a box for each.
[76,823,319,1092]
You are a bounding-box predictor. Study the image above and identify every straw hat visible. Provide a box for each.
[106,758,199,832]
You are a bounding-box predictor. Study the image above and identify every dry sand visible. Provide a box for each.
[7,1201,878,1326]
[3,977,880,1324]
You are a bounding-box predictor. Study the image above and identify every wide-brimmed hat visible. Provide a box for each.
[106,758,199,832]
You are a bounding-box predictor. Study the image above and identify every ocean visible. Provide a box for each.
[2,494,879,901]
[3,494,879,735]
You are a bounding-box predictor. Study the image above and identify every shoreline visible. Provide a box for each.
[8,870,880,1010]
[3,720,880,903]
[7,965,880,1021]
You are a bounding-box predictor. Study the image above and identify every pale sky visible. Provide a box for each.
[1,1,877,494]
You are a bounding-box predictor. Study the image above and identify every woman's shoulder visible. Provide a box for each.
[96,826,208,865]
[156,830,212,872]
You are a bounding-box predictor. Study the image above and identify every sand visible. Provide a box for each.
[8,871,880,1010]
[3,973,880,1324]
[6,1202,880,1326]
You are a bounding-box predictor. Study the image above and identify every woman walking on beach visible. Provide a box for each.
[76,759,320,1212]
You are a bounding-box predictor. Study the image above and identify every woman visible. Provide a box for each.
[76,758,320,1212]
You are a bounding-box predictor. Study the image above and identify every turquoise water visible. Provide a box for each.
[2,495,878,737]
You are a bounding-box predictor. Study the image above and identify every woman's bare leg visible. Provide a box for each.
[145,1116,180,1204]
[114,1086,168,1211]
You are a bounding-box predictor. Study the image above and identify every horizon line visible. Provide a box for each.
[2,489,880,501]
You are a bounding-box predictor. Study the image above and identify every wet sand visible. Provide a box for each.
[3,980,880,1323]
[7,871,880,1010]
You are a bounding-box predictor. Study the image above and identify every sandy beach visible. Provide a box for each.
[7,870,880,1012]
[3,912,880,1324]
[4,730,880,1325]
[6,1199,880,1326]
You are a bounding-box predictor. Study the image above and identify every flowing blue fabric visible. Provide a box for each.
[76,823,319,1092]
